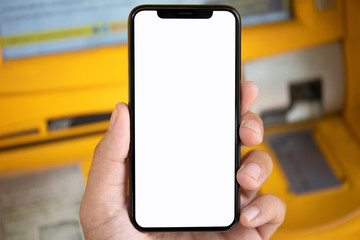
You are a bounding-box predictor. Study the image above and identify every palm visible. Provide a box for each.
[100,212,257,240]
[83,198,262,240]
[113,216,257,240]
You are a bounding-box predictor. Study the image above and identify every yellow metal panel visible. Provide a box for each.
[0,45,128,94]
[344,0,360,140]
[250,116,360,239]
[0,84,127,128]
[0,84,126,158]
[0,133,102,178]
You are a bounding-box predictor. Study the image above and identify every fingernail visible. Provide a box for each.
[239,163,262,182]
[109,104,119,130]
[241,120,262,135]
[242,206,260,222]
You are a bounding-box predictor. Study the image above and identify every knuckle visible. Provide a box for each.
[256,150,273,171]
[243,150,273,174]
[93,136,107,159]
[264,194,286,223]
[266,194,279,208]
[250,113,263,128]
[93,141,102,157]
[243,111,261,121]
[254,149,269,158]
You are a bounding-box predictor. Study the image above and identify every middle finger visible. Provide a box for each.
[237,149,273,208]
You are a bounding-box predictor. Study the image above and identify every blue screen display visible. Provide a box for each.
[0,0,291,60]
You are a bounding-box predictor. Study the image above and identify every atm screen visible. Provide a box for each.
[0,0,290,60]
[221,0,292,26]
[0,0,133,60]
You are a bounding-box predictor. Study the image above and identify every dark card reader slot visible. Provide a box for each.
[48,113,111,131]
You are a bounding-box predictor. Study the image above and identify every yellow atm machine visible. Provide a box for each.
[0,2,130,173]
[240,0,360,239]
[0,0,359,239]
[0,1,131,238]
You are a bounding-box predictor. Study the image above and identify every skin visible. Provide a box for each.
[80,81,286,240]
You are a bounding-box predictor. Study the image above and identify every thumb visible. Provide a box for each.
[84,102,130,208]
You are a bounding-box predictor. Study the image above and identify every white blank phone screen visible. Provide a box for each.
[134,10,236,228]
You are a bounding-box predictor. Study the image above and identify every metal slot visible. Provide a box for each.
[261,79,322,125]
[48,113,111,131]
[268,129,341,194]
[0,128,39,140]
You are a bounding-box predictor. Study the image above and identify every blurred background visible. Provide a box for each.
[0,0,359,239]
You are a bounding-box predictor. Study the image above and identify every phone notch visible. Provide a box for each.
[157,9,213,19]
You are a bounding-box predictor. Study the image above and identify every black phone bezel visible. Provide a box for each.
[128,4,241,232]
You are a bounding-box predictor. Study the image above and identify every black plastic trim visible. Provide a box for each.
[128,4,241,232]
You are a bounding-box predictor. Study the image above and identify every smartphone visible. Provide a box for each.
[128,5,241,231]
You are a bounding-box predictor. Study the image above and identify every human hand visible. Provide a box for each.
[80,81,286,240]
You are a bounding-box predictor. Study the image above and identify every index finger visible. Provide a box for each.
[241,81,258,115]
